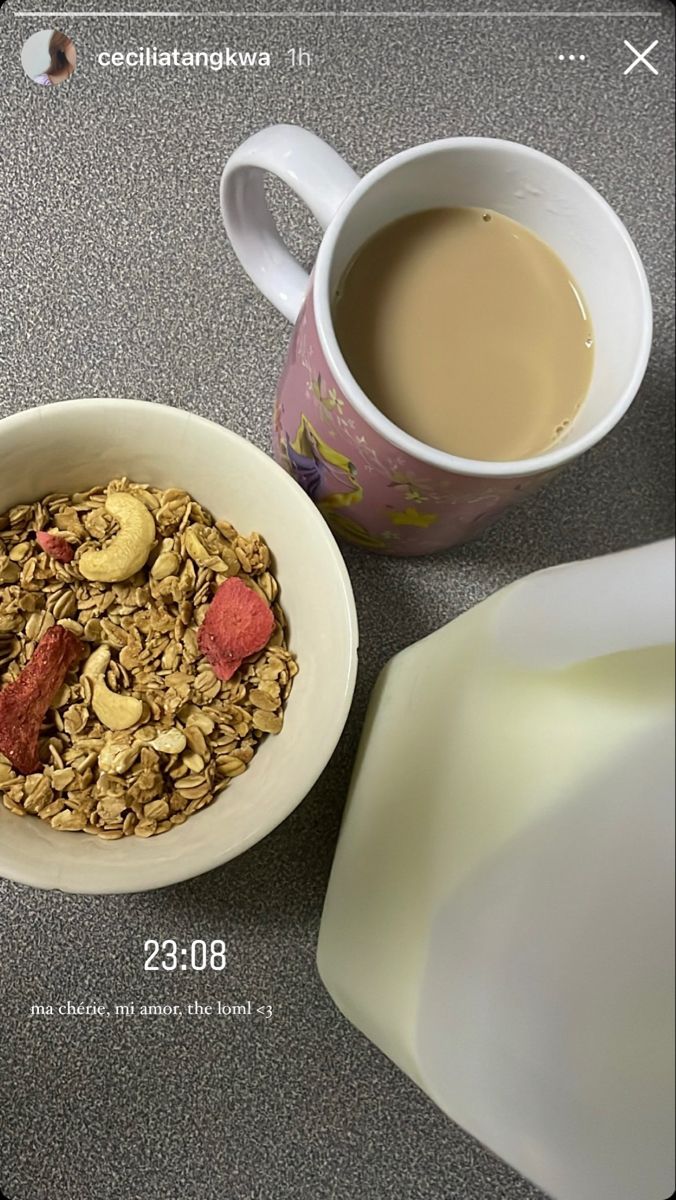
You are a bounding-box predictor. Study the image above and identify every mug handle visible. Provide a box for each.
[220,124,360,323]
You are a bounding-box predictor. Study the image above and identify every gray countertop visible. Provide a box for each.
[0,3,674,1199]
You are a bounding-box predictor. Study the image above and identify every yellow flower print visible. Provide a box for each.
[388,472,427,504]
[390,507,438,528]
[311,376,344,416]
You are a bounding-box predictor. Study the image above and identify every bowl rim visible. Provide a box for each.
[0,397,359,894]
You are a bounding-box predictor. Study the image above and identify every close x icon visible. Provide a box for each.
[623,37,660,75]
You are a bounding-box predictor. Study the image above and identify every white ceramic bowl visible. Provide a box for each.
[0,399,358,894]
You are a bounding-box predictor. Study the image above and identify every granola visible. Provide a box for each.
[0,480,297,838]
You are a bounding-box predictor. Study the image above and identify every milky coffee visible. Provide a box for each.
[333,207,594,462]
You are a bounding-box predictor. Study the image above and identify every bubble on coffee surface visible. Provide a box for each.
[585,337,593,348]
[482,212,492,222]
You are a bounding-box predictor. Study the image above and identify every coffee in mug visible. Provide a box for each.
[221,127,651,554]
[333,207,594,462]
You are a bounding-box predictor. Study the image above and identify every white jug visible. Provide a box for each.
[318,540,675,1200]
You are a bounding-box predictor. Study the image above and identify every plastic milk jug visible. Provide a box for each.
[318,540,675,1200]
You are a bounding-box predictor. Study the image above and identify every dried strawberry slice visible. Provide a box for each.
[36,531,75,563]
[0,626,83,775]
[198,577,275,681]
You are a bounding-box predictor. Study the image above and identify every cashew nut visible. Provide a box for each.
[92,683,144,732]
[82,643,144,731]
[82,645,112,678]
[78,493,156,583]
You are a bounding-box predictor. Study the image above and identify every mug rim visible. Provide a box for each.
[313,135,653,480]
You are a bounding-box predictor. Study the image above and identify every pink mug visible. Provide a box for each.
[221,126,651,556]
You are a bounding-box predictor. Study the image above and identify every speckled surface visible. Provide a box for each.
[0,2,674,1198]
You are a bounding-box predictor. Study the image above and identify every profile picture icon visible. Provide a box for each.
[21,29,76,87]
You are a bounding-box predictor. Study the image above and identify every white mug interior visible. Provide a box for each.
[316,138,652,477]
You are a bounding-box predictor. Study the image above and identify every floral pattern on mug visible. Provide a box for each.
[389,507,438,528]
[277,413,392,550]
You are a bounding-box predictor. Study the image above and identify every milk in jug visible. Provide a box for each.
[318,540,675,1200]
